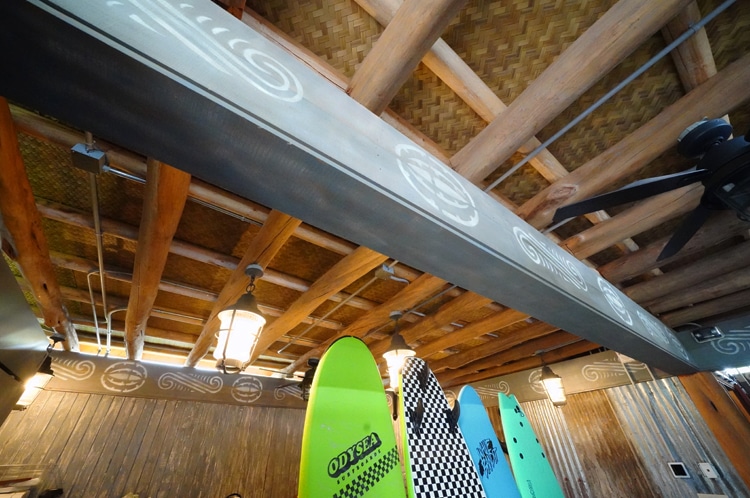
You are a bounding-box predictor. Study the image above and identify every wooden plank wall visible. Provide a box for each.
[0,390,305,497]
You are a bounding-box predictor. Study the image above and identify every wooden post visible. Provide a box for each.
[679,372,750,488]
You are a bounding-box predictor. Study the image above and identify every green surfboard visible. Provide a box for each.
[498,393,564,498]
[299,336,407,498]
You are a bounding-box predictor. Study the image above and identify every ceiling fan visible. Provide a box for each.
[553,119,750,261]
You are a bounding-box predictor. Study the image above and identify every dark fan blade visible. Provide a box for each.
[553,169,710,223]
[657,203,713,261]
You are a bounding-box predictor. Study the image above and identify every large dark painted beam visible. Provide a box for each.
[0,0,697,373]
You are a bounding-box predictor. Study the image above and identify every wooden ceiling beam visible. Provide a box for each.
[436,331,580,384]
[516,52,750,229]
[37,198,381,312]
[663,1,718,91]
[50,251,344,331]
[416,308,529,359]
[661,288,750,327]
[440,340,599,388]
[562,184,702,259]
[369,291,494,358]
[354,0,638,256]
[125,159,191,359]
[251,247,389,362]
[11,107,424,277]
[450,0,693,184]
[348,0,467,115]
[429,321,559,373]
[625,240,750,304]
[649,266,750,315]
[186,210,301,366]
[0,97,79,350]
[286,273,453,373]
[598,210,749,284]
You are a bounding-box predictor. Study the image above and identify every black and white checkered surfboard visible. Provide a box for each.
[400,357,487,498]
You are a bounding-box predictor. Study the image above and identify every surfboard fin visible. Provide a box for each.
[407,398,425,435]
[415,360,430,392]
[445,400,460,433]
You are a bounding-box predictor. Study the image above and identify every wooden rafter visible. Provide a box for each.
[348,0,467,115]
[0,97,79,350]
[251,247,389,363]
[185,210,301,367]
[450,0,693,184]
[440,340,600,388]
[624,240,750,304]
[429,321,559,373]
[436,331,580,384]
[599,211,749,284]
[125,159,191,359]
[284,273,451,373]
[517,53,750,229]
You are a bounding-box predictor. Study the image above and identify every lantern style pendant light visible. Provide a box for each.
[383,310,415,391]
[540,364,567,406]
[214,264,266,374]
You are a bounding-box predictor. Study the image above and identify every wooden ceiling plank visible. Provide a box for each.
[516,52,750,229]
[0,97,79,350]
[348,0,467,115]
[285,273,452,373]
[562,184,702,259]
[625,240,750,304]
[649,266,750,315]
[661,288,750,327]
[598,211,749,284]
[125,159,191,359]
[185,210,301,367]
[440,340,599,388]
[251,247,389,362]
[450,0,693,184]
[429,321,558,373]
[437,331,579,384]
[416,308,529,359]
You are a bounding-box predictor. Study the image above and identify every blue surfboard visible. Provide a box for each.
[499,393,564,498]
[458,386,521,498]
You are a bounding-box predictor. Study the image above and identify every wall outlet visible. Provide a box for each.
[699,462,718,479]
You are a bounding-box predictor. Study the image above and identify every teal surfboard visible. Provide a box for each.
[298,336,407,498]
[400,357,487,498]
[498,393,564,498]
[458,386,521,498]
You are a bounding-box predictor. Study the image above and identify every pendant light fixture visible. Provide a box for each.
[214,264,266,374]
[382,310,415,391]
[540,364,567,406]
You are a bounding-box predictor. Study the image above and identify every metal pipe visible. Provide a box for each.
[86,131,110,332]
[86,271,102,352]
[484,0,737,193]
[106,308,128,355]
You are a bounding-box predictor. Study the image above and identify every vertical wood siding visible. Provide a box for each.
[0,390,304,497]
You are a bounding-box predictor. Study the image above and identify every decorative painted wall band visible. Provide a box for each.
[46,351,307,409]
[468,350,669,405]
